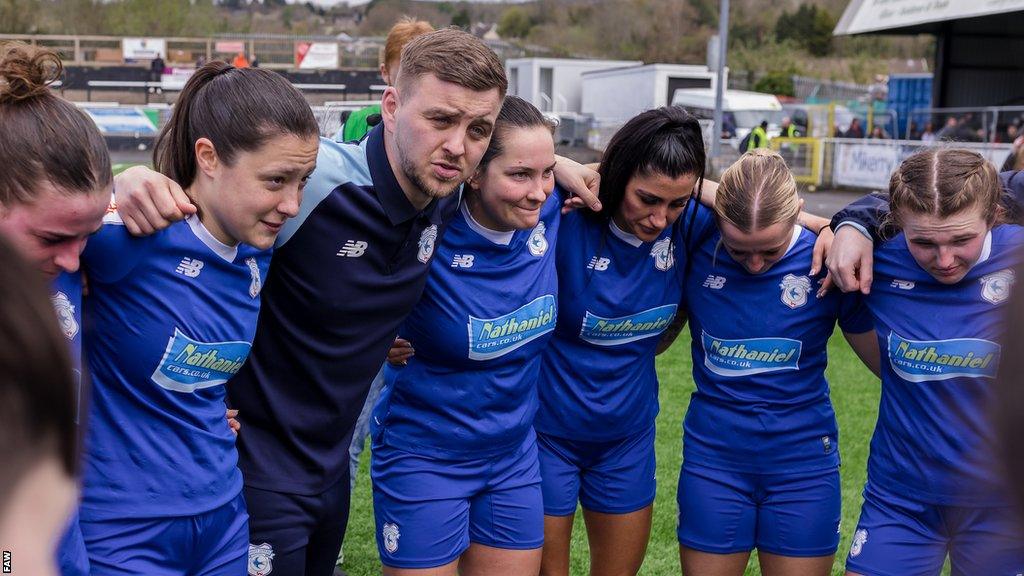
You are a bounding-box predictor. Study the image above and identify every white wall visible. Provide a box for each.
[505,58,640,113]
[581,64,722,122]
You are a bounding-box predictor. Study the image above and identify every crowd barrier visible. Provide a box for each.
[776,137,1013,191]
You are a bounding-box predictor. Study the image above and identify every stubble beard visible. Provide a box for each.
[396,137,462,201]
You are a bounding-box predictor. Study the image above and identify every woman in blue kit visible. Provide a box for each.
[843,149,1024,576]
[534,106,710,576]
[75,62,320,576]
[675,149,879,576]
[370,95,560,575]
[0,43,113,576]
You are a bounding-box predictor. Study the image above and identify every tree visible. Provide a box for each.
[754,70,795,97]
[450,6,470,29]
[775,3,836,57]
[498,7,532,39]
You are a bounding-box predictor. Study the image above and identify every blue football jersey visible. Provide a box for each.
[372,192,561,459]
[684,215,872,474]
[52,272,84,424]
[535,200,713,441]
[80,214,270,520]
[865,225,1024,506]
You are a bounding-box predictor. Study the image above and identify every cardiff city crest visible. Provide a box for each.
[418,225,438,264]
[248,543,274,576]
[528,221,549,256]
[779,274,812,309]
[382,522,401,554]
[51,291,79,340]
[246,257,262,299]
[650,237,675,271]
[980,268,1015,305]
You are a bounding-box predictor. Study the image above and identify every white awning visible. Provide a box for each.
[834,0,1024,35]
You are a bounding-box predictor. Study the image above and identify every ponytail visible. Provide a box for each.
[153,62,319,188]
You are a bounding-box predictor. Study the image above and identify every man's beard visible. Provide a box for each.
[396,137,463,200]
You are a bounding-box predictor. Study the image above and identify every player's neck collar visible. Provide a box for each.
[186,214,238,263]
[461,200,514,246]
[608,218,642,247]
[971,230,994,269]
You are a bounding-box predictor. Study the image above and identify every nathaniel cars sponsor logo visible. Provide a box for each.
[886,332,1000,382]
[579,304,677,346]
[151,328,252,392]
[701,331,802,377]
[467,295,556,360]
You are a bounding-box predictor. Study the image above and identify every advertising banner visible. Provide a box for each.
[295,42,338,69]
[123,38,166,60]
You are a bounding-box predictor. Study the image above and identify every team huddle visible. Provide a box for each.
[1,23,1022,576]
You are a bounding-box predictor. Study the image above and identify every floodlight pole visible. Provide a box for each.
[711,0,729,158]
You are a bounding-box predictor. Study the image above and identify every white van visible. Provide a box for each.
[671,88,784,148]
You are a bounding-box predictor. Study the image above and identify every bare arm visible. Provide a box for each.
[656,311,688,355]
[113,166,195,236]
[843,329,881,378]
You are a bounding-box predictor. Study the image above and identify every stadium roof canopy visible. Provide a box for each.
[834,0,1024,107]
[835,0,1024,35]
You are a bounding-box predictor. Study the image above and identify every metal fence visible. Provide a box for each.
[0,33,541,70]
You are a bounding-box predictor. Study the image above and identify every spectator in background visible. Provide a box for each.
[908,121,921,140]
[779,116,800,138]
[845,117,865,138]
[148,54,164,94]
[745,119,769,151]
[232,52,249,68]
[870,126,888,139]
[337,16,434,143]
[194,54,206,68]
[251,56,259,68]
[920,121,936,143]
[0,234,81,576]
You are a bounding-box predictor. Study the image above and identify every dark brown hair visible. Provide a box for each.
[883,148,1007,237]
[0,43,111,207]
[153,61,320,188]
[475,95,554,173]
[0,232,77,514]
[396,27,507,97]
[592,106,706,224]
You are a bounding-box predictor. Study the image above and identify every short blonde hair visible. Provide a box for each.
[715,148,800,232]
[382,17,434,75]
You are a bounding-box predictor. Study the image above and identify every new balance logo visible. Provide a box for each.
[703,275,726,289]
[891,279,915,290]
[336,240,368,258]
[587,257,610,271]
[452,254,475,268]
[175,257,204,278]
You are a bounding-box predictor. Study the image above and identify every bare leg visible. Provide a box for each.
[459,542,542,576]
[757,551,834,576]
[383,559,459,576]
[540,514,575,576]
[679,545,750,576]
[582,506,653,576]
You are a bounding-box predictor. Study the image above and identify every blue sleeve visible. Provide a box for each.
[829,192,890,243]
[837,292,872,334]
[81,218,153,284]
[1000,171,1024,222]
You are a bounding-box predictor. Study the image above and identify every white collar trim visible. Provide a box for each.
[461,201,514,246]
[783,225,802,257]
[609,218,643,247]
[968,230,994,270]
[186,215,238,262]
